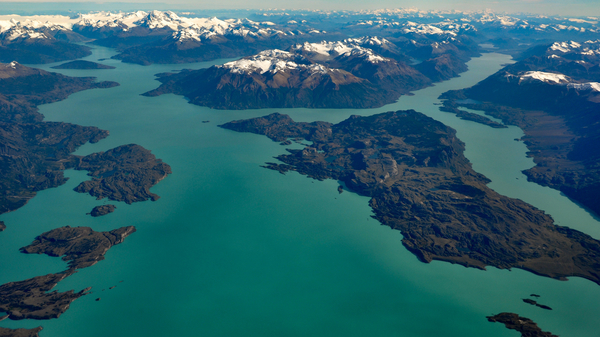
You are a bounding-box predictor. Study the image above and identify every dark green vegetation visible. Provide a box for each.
[487,313,558,337]
[220,111,600,285]
[440,42,600,217]
[51,60,115,70]
[0,226,135,321]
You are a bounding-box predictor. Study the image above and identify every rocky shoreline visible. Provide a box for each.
[0,62,169,334]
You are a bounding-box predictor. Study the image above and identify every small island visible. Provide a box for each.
[220,111,600,285]
[51,60,116,70]
[89,204,117,217]
[487,313,558,337]
[522,299,552,310]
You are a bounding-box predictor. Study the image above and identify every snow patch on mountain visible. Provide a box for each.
[220,49,347,76]
[221,49,303,74]
[567,82,600,91]
[292,41,389,63]
[519,71,570,84]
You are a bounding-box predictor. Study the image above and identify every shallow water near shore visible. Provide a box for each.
[1,46,600,337]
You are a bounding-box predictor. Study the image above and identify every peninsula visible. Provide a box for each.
[220,111,600,284]
[0,226,135,321]
[51,60,116,70]
[440,40,600,216]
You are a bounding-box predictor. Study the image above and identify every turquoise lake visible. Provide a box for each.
[1,45,600,337]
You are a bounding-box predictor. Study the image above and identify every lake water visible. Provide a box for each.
[1,46,599,337]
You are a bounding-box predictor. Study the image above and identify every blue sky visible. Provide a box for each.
[2,0,599,16]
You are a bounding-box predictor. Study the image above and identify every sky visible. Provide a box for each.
[0,0,598,16]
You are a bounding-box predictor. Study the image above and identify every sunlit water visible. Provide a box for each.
[1,46,599,337]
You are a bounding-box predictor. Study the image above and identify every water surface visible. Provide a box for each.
[1,47,599,337]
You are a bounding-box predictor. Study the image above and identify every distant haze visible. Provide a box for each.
[0,0,599,16]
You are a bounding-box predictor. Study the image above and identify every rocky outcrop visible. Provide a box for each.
[487,313,558,337]
[220,111,600,285]
[89,204,116,217]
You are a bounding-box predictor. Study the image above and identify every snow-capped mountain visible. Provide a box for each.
[291,40,390,64]
[0,19,71,42]
[142,37,440,110]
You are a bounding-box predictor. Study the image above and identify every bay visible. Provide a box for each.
[1,46,599,337]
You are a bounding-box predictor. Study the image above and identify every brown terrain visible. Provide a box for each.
[487,313,558,337]
[439,52,600,217]
[0,226,135,321]
[89,204,117,217]
[220,111,600,285]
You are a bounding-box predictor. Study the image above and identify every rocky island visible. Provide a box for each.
[74,144,172,204]
[220,111,600,285]
[20,226,136,269]
[487,313,558,337]
[440,40,600,217]
[89,204,116,217]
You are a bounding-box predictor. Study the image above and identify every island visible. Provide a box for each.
[51,60,116,70]
[89,204,117,217]
[20,226,136,269]
[220,111,600,285]
[74,144,172,204]
[487,313,558,337]
[522,299,552,310]
[0,226,135,321]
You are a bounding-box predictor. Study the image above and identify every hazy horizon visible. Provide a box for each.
[0,0,599,17]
